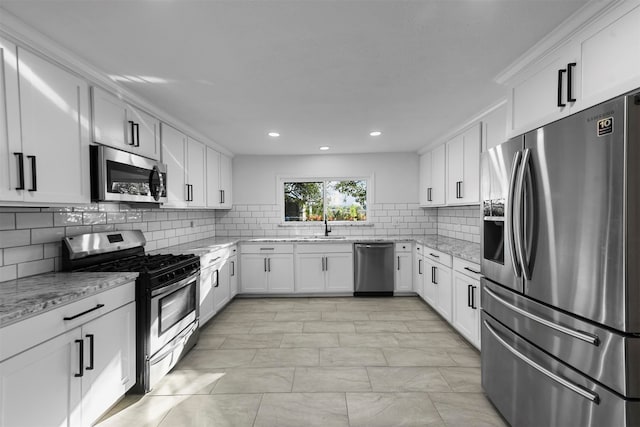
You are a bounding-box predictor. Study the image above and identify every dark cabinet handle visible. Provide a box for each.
[567,62,576,102]
[557,69,566,107]
[214,269,219,287]
[13,152,24,190]
[268,258,271,272]
[432,266,437,284]
[74,339,84,377]
[397,256,400,271]
[27,155,37,191]
[86,334,95,370]
[418,259,422,275]
[468,284,472,308]
[429,253,439,258]
[471,286,477,309]
[231,260,235,277]
[264,258,267,272]
[128,121,136,145]
[64,304,105,321]
[455,181,463,199]
[220,189,224,204]
[134,123,140,147]
[427,187,432,202]
[464,266,481,275]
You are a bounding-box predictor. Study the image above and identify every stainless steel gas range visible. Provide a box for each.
[62,230,200,393]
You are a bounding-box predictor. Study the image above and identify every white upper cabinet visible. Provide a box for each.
[419,145,446,207]
[0,39,90,205]
[505,2,640,136]
[161,123,206,208]
[206,147,233,209]
[91,86,159,160]
[446,124,480,205]
[481,102,507,152]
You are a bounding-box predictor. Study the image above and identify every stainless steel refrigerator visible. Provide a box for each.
[480,91,640,426]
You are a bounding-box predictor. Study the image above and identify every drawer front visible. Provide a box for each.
[241,243,294,254]
[0,281,135,362]
[414,244,423,255]
[296,243,353,254]
[453,257,481,280]
[424,248,452,267]
[200,248,229,267]
[395,242,412,253]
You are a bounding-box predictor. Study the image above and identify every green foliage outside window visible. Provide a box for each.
[284,179,367,222]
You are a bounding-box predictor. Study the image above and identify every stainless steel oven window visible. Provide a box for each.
[158,282,196,335]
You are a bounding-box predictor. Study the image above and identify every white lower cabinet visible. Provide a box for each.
[294,244,354,293]
[0,285,136,427]
[214,260,231,313]
[421,249,453,322]
[452,259,482,349]
[228,254,238,298]
[199,245,238,325]
[394,243,413,293]
[413,245,424,298]
[240,244,294,293]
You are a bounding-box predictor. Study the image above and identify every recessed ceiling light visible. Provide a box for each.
[369,131,382,137]
[268,132,280,137]
[319,146,330,151]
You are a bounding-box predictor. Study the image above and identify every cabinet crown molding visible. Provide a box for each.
[494,0,625,85]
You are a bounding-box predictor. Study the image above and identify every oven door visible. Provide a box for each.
[149,272,198,357]
[91,144,167,203]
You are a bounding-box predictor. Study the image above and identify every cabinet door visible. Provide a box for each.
[434,264,453,322]
[267,254,295,293]
[413,252,424,298]
[215,262,231,312]
[0,329,82,427]
[325,252,354,292]
[186,138,206,207]
[200,267,216,325]
[219,153,233,208]
[452,271,480,348]
[395,252,413,292]
[81,302,136,427]
[418,151,431,206]
[240,255,267,293]
[161,123,187,207]
[127,105,159,160]
[18,48,90,204]
[580,4,640,109]
[423,258,437,307]
[206,147,222,208]
[510,43,580,134]
[0,38,22,202]
[482,103,507,152]
[295,253,325,292]
[446,135,464,204]
[229,256,238,298]
[431,144,446,205]
[91,86,127,149]
[460,124,480,204]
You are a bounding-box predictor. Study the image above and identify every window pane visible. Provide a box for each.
[284,182,324,222]
[326,180,367,221]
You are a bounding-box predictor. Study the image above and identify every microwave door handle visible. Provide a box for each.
[515,148,532,280]
[508,150,523,278]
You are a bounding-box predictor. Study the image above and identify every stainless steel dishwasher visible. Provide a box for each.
[354,242,395,296]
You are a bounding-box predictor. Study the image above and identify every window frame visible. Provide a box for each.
[278,175,373,225]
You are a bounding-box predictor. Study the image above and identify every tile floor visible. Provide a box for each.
[97,296,507,427]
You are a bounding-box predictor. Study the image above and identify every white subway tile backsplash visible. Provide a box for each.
[4,245,43,265]
[18,258,54,278]
[0,265,17,282]
[31,227,66,244]
[0,213,16,230]
[16,212,53,229]
[0,230,31,248]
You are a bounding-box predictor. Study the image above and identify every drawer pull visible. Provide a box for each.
[464,266,481,275]
[64,304,105,321]
[429,253,439,258]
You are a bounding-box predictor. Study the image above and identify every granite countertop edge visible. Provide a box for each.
[156,235,480,263]
[0,272,139,328]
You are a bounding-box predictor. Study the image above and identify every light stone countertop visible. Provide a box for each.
[0,272,139,328]
[155,235,481,264]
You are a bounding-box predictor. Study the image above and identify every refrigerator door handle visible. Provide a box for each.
[483,320,600,404]
[508,150,523,278]
[484,286,600,345]
[514,148,531,280]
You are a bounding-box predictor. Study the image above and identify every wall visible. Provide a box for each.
[218,153,437,237]
[0,204,215,282]
[436,206,481,243]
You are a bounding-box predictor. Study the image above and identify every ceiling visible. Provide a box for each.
[1,0,589,156]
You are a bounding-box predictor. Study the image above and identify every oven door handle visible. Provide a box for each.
[148,322,198,366]
[151,271,200,297]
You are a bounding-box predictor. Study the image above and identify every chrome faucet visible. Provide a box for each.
[324,217,332,236]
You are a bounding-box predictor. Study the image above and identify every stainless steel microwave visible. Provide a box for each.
[90,145,167,203]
